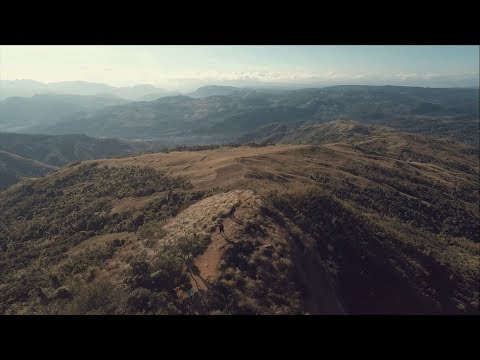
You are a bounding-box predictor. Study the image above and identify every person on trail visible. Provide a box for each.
[218,223,225,234]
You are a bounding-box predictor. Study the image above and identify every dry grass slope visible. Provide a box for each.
[0,125,478,314]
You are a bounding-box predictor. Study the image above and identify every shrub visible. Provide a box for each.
[54,287,72,300]
[138,221,167,240]
[177,233,211,258]
[67,278,125,315]
[126,288,154,313]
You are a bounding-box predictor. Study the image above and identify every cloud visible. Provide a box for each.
[394,73,418,80]
[353,74,367,79]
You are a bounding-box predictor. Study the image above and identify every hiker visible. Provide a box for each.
[218,223,225,233]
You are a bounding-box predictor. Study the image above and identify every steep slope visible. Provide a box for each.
[0,132,164,167]
[0,150,57,189]
[0,127,478,314]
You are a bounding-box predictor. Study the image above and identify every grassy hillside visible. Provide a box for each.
[0,126,477,314]
[0,150,57,189]
[244,120,480,172]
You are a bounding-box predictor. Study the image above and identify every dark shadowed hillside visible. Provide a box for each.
[0,133,166,189]
[0,132,164,167]
[0,150,57,189]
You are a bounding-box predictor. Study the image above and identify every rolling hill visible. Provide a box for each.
[0,132,164,167]
[0,150,57,189]
[0,132,166,189]
[241,119,480,172]
[0,123,477,314]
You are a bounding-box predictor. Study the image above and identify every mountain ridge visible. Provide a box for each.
[0,132,166,189]
[0,80,179,101]
[27,85,478,145]
[0,132,165,167]
[0,150,57,189]
[0,94,131,132]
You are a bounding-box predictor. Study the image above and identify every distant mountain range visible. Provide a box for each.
[0,80,179,101]
[0,94,131,132]
[23,85,478,146]
[187,85,252,98]
[0,84,478,189]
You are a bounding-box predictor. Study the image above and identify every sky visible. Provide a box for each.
[0,45,478,91]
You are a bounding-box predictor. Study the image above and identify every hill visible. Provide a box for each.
[187,85,248,98]
[138,91,181,101]
[0,150,57,189]
[0,94,130,132]
[0,125,477,314]
[242,119,480,168]
[31,86,479,145]
[0,132,164,167]
[33,94,276,143]
[0,133,166,189]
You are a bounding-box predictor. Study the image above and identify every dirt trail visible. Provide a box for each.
[189,206,250,291]
[179,190,262,293]
[190,232,226,291]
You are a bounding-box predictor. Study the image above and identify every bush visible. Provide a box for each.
[126,288,154,313]
[54,287,72,300]
[138,221,167,240]
[67,278,125,315]
[177,233,211,258]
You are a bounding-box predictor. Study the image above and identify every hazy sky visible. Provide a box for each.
[1,45,478,90]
